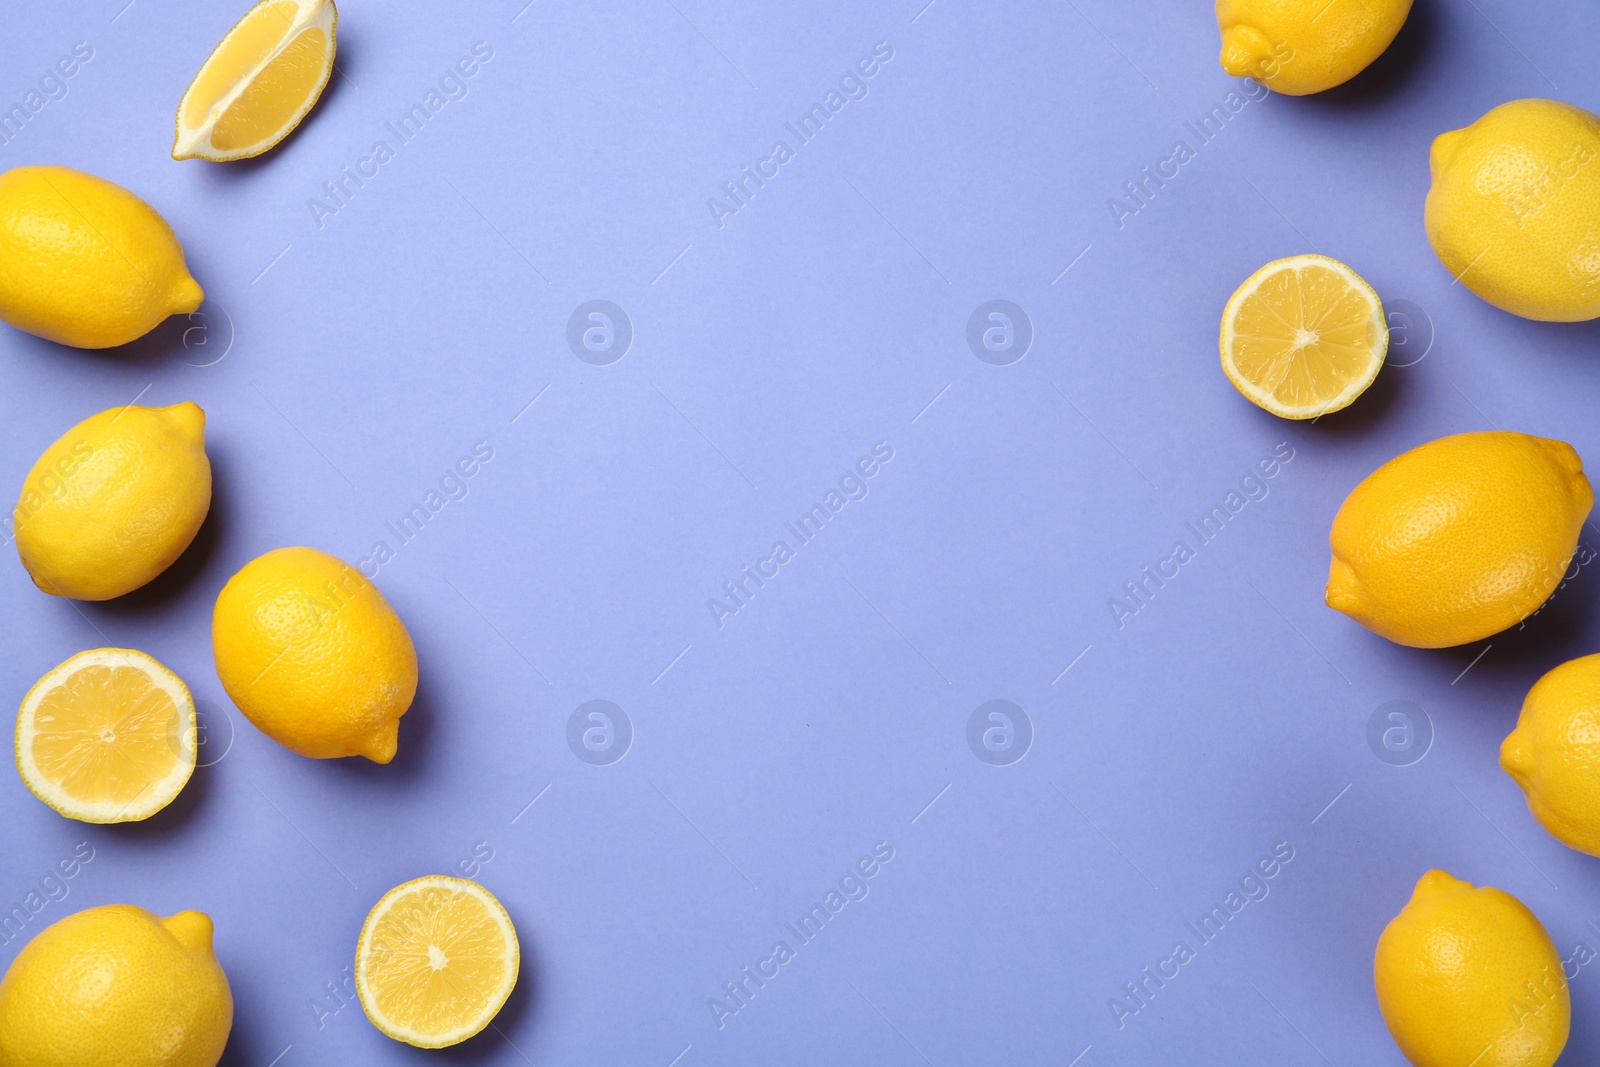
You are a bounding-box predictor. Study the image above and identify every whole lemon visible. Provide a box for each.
[1326,431,1591,648]
[1375,870,1567,1067]
[13,402,212,601]
[1217,0,1412,96]
[1427,99,1600,321]
[0,905,232,1067]
[213,547,417,762]
[0,166,203,348]
[1502,654,1600,856]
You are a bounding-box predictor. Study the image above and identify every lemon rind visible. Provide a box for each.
[1219,253,1389,420]
[172,0,338,163]
[354,875,521,1049]
[15,648,197,824]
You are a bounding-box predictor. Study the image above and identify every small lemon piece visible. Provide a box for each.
[1220,254,1387,419]
[174,0,338,161]
[0,904,232,1067]
[1426,99,1600,322]
[0,166,202,348]
[356,876,520,1049]
[15,648,196,824]
[13,402,212,601]
[1376,870,1567,1067]
[1217,0,1413,96]
[1502,654,1600,856]
[212,547,417,762]
[1326,432,1591,647]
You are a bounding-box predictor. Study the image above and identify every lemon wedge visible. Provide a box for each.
[355,876,520,1049]
[15,648,197,823]
[173,0,338,162]
[1219,254,1388,419]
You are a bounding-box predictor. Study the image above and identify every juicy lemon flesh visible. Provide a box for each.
[175,0,336,161]
[1222,257,1386,418]
[358,879,518,1048]
[32,666,181,808]
[180,1,302,129]
[211,27,329,150]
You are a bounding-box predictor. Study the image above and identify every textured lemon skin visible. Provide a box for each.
[1375,871,1567,1067]
[1325,432,1591,648]
[1217,0,1412,96]
[14,403,211,601]
[1502,654,1600,857]
[1426,100,1600,322]
[213,547,417,762]
[0,905,232,1067]
[0,166,202,348]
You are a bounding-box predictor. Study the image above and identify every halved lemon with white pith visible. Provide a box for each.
[173,0,338,161]
[1220,254,1388,419]
[355,876,520,1049]
[15,648,196,823]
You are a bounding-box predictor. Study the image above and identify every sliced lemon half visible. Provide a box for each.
[173,0,338,162]
[356,876,520,1049]
[15,648,197,824]
[1220,253,1388,420]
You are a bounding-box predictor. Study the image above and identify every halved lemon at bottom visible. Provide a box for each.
[15,648,196,823]
[173,0,338,161]
[356,876,520,1049]
[1220,254,1388,420]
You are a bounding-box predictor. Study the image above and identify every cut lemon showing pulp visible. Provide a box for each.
[356,876,520,1049]
[173,0,338,161]
[1220,254,1388,419]
[15,648,196,823]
